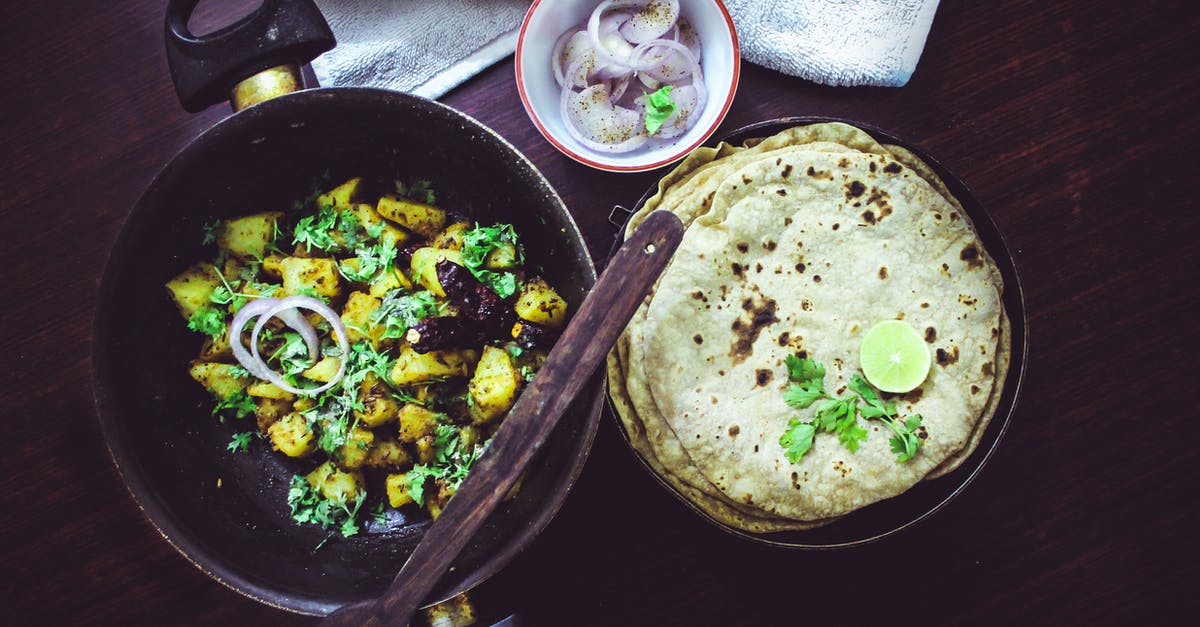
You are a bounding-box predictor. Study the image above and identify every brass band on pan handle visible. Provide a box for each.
[230,64,304,112]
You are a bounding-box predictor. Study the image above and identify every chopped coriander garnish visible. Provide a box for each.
[395,179,436,204]
[201,219,223,245]
[286,474,365,540]
[213,389,256,420]
[187,306,226,339]
[375,289,444,339]
[461,223,524,298]
[227,431,253,453]
[644,85,676,135]
[777,355,923,464]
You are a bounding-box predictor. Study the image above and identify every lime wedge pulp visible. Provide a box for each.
[859,320,931,393]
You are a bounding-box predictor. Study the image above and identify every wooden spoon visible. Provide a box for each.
[322,210,684,626]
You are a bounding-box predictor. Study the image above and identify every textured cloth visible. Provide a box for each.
[725,0,940,87]
[309,0,940,98]
[310,0,530,99]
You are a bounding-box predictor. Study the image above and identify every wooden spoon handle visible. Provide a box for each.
[322,210,684,627]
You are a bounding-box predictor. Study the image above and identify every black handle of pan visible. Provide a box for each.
[165,0,335,112]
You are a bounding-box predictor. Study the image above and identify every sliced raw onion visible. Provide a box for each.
[555,0,703,151]
[619,0,680,44]
[228,295,351,396]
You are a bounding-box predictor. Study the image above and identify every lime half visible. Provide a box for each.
[859,320,931,393]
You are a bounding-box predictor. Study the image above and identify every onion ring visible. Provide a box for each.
[228,295,351,396]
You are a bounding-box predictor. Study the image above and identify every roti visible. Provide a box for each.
[609,123,1008,530]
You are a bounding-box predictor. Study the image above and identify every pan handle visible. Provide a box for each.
[165,0,335,113]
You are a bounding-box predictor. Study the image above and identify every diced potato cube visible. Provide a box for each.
[366,438,412,469]
[166,262,222,319]
[279,256,342,299]
[246,380,295,401]
[350,203,410,247]
[389,346,475,386]
[376,195,446,239]
[385,473,415,508]
[432,221,471,250]
[409,247,465,297]
[368,267,413,298]
[305,460,364,502]
[427,483,456,519]
[217,211,283,260]
[262,254,285,278]
[468,346,520,424]
[514,277,568,329]
[199,328,232,361]
[355,373,401,428]
[414,435,437,464]
[341,291,386,348]
[317,177,362,210]
[188,360,250,399]
[425,592,476,626]
[336,427,375,470]
[484,242,522,270]
[292,396,317,413]
[254,397,292,432]
[397,403,439,443]
[301,355,342,382]
[268,412,314,458]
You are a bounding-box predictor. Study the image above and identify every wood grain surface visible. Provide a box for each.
[2,0,1196,625]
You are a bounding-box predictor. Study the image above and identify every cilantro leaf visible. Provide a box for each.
[783,381,825,409]
[644,85,676,135]
[375,289,444,339]
[292,204,339,252]
[396,179,436,204]
[286,475,365,541]
[461,223,524,297]
[187,306,226,339]
[340,240,398,283]
[227,431,253,453]
[201,219,223,245]
[780,419,816,463]
[212,389,256,420]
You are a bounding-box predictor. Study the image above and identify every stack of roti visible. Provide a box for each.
[608,123,1010,533]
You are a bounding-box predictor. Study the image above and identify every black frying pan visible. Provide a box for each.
[93,0,602,615]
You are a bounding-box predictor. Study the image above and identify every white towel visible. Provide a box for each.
[310,0,940,98]
[725,0,940,87]
[310,0,531,99]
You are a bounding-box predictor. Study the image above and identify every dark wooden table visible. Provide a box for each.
[3,0,1197,625]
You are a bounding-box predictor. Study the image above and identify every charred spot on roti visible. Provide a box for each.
[878,266,889,279]
[731,262,745,277]
[936,346,960,366]
[693,334,704,344]
[838,157,851,168]
[960,242,983,269]
[777,332,790,346]
[782,164,794,178]
[934,213,943,221]
[812,275,822,283]
[950,212,960,221]
[921,302,930,308]
[862,209,876,224]
[832,223,840,231]
[925,326,937,343]
[916,426,928,439]
[869,161,877,172]
[784,216,793,226]
[800,298,813,311]
[900,388,924,403]
[736,242,749,253]
[833,460,850,477]
[755,369,773,386]
[728,298,779,365]
[807,167,833,180]
[776,188,787,196]
[755,263,764,273]
[883,162,903,174]
[729,425,740,437]
[691,290,707,302]
[982,362,995,376]
[742,175,753,185]
[970,384,981,395]
[845,180,866,199]
[959,294,978,307]
[764,240,777,251]
[795,263,806,273]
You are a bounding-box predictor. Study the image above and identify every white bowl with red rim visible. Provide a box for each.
[516,0,740,173]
